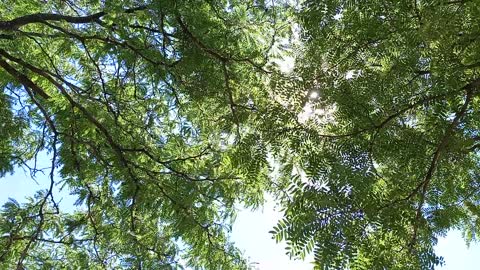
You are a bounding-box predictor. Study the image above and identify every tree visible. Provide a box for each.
[0,0,290,268]
[2,0,480,269]
[267,0,480,269]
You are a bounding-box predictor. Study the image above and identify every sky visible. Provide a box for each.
[1,158,480,269]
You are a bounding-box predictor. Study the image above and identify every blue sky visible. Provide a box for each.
[1,158,479,269]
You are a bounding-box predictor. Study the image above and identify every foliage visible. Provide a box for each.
[267,0,480,269]
[1,0,480,269]
[0,0,290,268]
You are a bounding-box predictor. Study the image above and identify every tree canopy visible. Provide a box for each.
[1,0,480,269]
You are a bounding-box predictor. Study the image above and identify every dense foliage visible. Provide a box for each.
[268,0,480,269]
[0,0,289,268]
[1,0,480,269]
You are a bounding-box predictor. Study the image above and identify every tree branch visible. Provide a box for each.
[0,57,50,99]
[0,6,147,30]
[409,86,474,248]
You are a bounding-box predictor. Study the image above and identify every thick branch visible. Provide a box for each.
[0,57,50,99]
[0,6,147,30]
[409,86,474,247]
